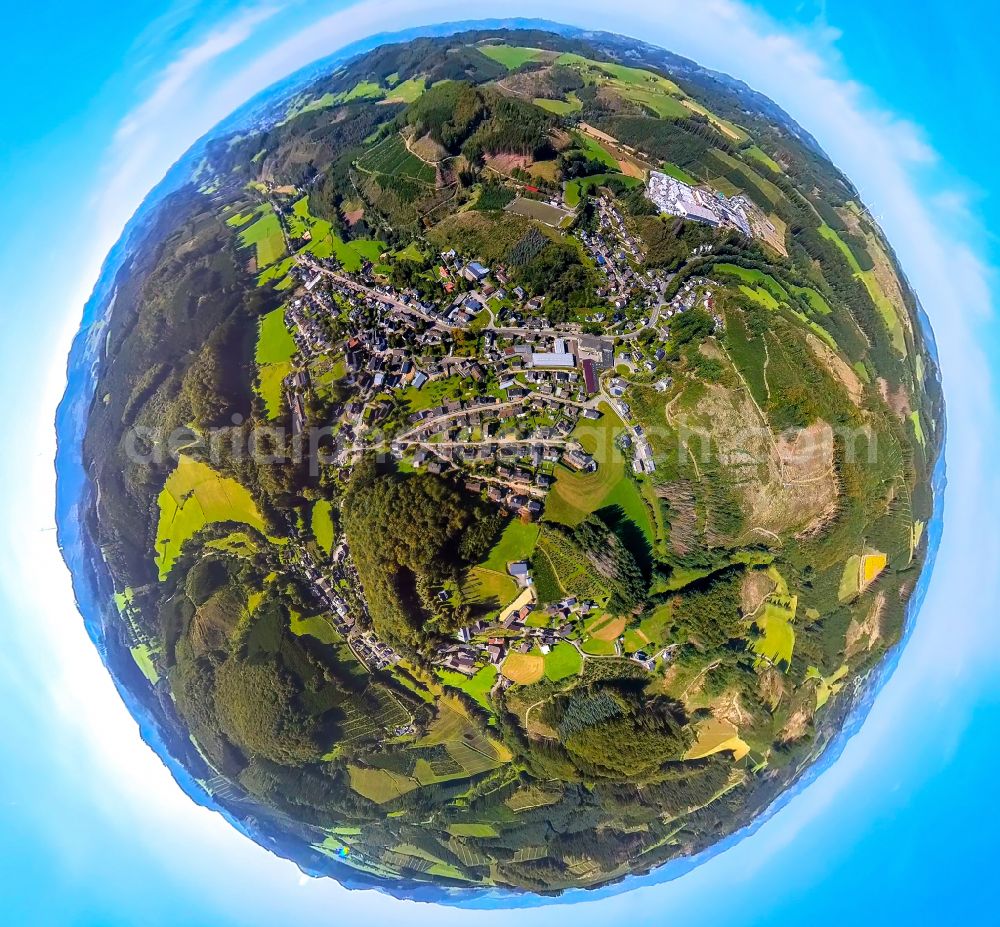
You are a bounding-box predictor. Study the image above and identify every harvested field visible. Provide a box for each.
[741,569,776,615]
[587,614,626,642]
[670,378,838,538]
[407,132,449,163]
[502,650,545,685]
[685,718,750,761]
[806,333,864,404]
[505,196,574,228]
[847,591,885,657]
[485,152,533,174]
[861,551,888,588]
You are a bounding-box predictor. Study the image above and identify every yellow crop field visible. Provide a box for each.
[501,650,545,685]
[861,551,888,588]
[685,718,750,762]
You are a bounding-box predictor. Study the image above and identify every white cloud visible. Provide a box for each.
[115,4,280,143]
[89,3,281,262]
[22,0,999,920]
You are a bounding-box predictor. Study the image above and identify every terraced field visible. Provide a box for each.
[356,133,437,185]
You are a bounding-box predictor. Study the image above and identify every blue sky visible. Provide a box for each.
[1,2,999,924]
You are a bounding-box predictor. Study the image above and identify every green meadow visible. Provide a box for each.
[254,307,297,419]
[480,44,550,70]
[154,456,272,579]
[238,204,286,268]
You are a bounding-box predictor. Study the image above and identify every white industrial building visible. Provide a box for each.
[530,352,576,369]
[646,171,751,237]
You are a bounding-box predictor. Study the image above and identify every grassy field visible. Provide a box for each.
[154,456,271,579]
[838,554,862,601]
[543,642,582,681]
[808,663,849,709]
[506,784,563,813]
[789,283,833,315]
[573,131,619,170]
[740,284,781,311]
[447,822,498,838]
[621,87,690,119]
[339,79,382,102]
[289,610,341,647]
[480,519,540,573]
[602,475,655,546]
[357,133,437,185]
[393,241,426,262]
[289,196,385,273]
[254,306,296,420]
[257,255,295,288]
[544,403,654,544]
[710,148,785,205]
[622,628,650,653]
[256,307,296,365]
[565,173,641,207]
[437,665,497,713]
[818,223,905,353]
[130,645,160,685]
[225,208,257,228]
[580,636,616,656]
[660,162,698,184]
[479,44,549,69]
[545,402,628,522]
[639,603,672,648]
[312,499,334,554]
[238,204,286,268]
[204,531,260,557]
[555,53,691,122]
[714,264,790,301]
[534,94,582,115]
[311,233,384,272]
[752,595,797,669]
[460,566,519,613]
[502,649,545,685]
[384,76,426,103]
[256,363,291,420]
[348,765,418,804]
[744,145,782,173]
[293,77,425,117]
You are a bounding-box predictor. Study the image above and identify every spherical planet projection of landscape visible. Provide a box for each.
[61,25,943,898]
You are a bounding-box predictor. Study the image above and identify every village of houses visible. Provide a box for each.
[267,186,730,683]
